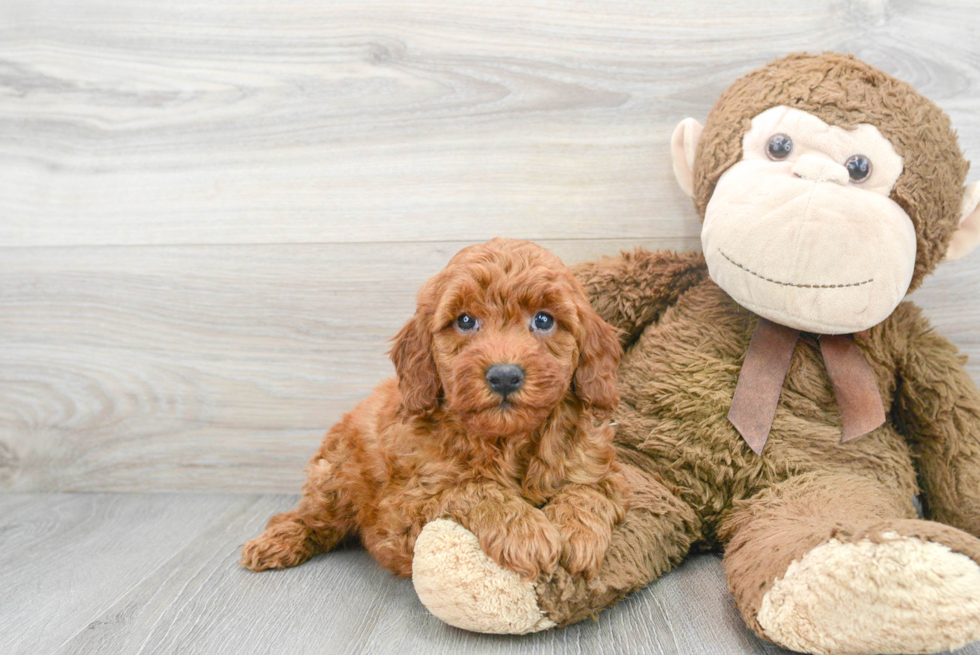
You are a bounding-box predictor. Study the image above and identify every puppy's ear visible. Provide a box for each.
[390,309,441,414]
[574,303,622,418]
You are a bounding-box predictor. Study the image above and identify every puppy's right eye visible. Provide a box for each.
[455,314,479,331]
[531,311,555,332]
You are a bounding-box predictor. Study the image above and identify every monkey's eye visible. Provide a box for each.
[766,133,794,161]
[455,314,479,331]
[531,311,555,332]
[844,155,872,184]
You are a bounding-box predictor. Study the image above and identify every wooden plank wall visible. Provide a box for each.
[1,0,978,492]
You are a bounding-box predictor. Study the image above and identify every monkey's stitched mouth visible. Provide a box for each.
[719,251,873,289]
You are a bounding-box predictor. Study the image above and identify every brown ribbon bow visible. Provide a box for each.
[728,318,886,454]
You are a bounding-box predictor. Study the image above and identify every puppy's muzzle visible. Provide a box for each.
[485,364,524,398]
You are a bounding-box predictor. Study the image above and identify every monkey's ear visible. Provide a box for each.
[946,181,980,261]
[671,118,704,198]
[389,312,441,414]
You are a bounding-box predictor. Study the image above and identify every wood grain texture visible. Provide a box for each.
[39,493,788,655]
[0,0,978,248]
[0,493,966,655]
[0,493,249,655]
[0,0,978,495]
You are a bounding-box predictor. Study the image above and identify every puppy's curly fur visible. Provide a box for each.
[241,239,628,580]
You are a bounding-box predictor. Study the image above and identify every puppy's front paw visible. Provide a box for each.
[474,507,562,580]
[542,486,622,580]
[553,516,611,579]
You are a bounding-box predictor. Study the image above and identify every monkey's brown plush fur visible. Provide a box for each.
[541,251,980,621]
[412,54,980,654]
[240,239,627,581]
[527,54,980,647]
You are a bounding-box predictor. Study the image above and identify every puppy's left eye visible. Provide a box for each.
[456,314,479,331]
[531,312,555,332]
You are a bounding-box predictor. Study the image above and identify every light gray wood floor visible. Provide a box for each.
[0,494,977,655]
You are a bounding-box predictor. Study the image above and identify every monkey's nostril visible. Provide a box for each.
[485,364,525,397]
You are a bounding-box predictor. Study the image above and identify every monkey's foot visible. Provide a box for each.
[412,519,555,634]
[758,532,980,655]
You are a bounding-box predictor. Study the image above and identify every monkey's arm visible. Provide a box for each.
[571,249,708,346]
[893,304,980,537]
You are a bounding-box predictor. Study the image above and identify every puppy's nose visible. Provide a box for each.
[485,364,524,397]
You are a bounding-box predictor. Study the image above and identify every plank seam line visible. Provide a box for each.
[0,236,702,252]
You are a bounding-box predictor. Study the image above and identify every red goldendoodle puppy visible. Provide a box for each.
[240,238,628,580]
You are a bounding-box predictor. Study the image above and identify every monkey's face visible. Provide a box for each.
[701,106,916,334]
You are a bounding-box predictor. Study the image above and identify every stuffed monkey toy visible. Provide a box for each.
[411,53,980,655]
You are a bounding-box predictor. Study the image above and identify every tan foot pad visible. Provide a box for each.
[412,519,556,634]
[759,532,980,655]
